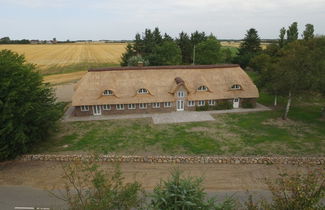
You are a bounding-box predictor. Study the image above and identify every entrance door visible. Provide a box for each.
[233,98,240,108]
[177,100,184,111]
[92,105,102,115]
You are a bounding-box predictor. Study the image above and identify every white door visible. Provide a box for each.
[233,98,240,108]
[177,100,184,111]
[92,105,102,115]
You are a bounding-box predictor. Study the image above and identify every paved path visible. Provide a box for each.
[63,103,271,124]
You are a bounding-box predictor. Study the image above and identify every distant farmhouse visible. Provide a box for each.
[72,64,259,116]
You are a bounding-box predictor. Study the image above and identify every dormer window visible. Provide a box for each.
[137,88,149,94]
[197,86,208,91]
[231,84,242,90]
[103,89,113,95]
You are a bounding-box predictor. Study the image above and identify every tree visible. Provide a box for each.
[234,28,262,68]
[0,50,63,160]
[176,32,192,64]
[303,24,314,40]
[195,35,222,65]
[279,27,286,48]
[120,43,136,66]
[127,55,149,66]
[149,40,182,66]
[286,22,299,43]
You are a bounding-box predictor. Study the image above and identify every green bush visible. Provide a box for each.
[213,101,233,110]
[150,169,236,210]
[242,100,255,108]
[195,103,209,111]
[55,160,145,210]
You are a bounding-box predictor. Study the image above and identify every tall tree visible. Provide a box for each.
[190,31,207,46]
[303,24,314,40]
[195,35,222,65]
[120,43,136,66]
[234,28,262,68]
[176,32,192,64]
[279,27,286,48]
[0,50,63,160]
[286,22,299,43]
[149,40,182,66]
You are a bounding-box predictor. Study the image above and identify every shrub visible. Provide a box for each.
[213,101,233,110]
[243,168,325,210]
[195,103,209,111]
[54,160,145,210]
[149,169,236,210]
[242,100,255,108]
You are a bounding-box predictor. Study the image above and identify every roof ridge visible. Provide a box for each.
[88,64,240,72]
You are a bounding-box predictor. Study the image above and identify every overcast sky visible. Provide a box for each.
[1,0,324,40]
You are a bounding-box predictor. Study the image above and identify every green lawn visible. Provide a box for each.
[37,103,325,156]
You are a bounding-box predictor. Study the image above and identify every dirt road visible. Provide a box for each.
[0,160,309,191]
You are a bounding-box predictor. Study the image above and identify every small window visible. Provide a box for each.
[139,103,147,109]
[198,100,205,106]
[137,88,149,94]
[231,84,241,90]
[177,91,185,98]
[208,100,215,105]
[80,105,89,111]
[128,104,136,109]
[188,101,195,107]
[152,103,160,108]
[103,90,113,95]
[116,104,124,110]
[102,104,111,110]
[197,86,208,91]
[164,102,172,108]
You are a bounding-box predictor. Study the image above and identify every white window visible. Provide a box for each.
[198,100,205,106]
[137,88,149,94]
[188,101,195,107]
[139,103,147,109]
[177,91,185,98]
[102,104,111,110]
[80,105,89,111]
[128,104,136,109]
[208,100,216,105]
[231,84,241,90]
[103,90,113,95]
[164,102,172,107]
[116,104,124,110]
[152,103,160,108]
[197,86,208,91]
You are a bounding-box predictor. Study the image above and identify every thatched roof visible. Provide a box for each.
[72,64,259,106]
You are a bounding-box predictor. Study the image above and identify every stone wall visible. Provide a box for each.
[20,154,325,165]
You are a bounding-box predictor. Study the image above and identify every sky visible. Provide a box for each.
[0,0,324,40]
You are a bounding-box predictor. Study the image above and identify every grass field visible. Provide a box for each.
[0,43,127,75]
[36,100,324,156]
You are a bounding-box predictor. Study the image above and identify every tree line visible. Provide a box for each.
[120,28,233,66]
[0,36,31,44]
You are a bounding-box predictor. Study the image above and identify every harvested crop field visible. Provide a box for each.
[0,42,127,74]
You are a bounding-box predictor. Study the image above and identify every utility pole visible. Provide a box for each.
[192,45,196,65]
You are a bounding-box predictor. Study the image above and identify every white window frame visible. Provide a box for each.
[139,103,147,109]
[102,104,111,110]
[198,100,205,106]
[80,105,89,111]
[152,102,160,108]
[164,102,172,108]
[208,100,216,105]
[188,101,195,107]
[137,88,149,94]
[116,104,124,110]
[231,84,241,90]
[197,86,208,91]
[177,91,185,98]
[103,90,113,96]
[128,104,136,110]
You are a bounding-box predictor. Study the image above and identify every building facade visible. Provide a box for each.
[72,64,259,116]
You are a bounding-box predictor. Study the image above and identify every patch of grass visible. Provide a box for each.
[41,62,120,76]
[38,102,325,156]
